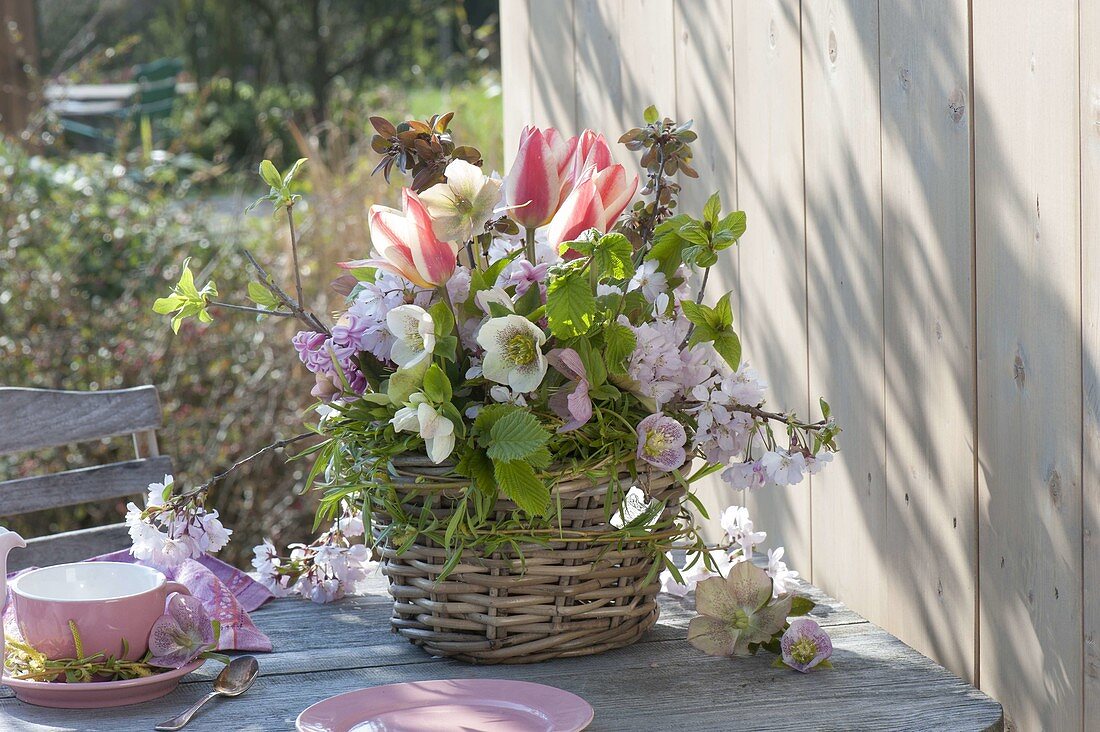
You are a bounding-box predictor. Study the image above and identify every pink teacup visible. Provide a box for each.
[10,562,189,662]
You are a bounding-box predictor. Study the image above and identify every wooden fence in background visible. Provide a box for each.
[501,1,1097,729]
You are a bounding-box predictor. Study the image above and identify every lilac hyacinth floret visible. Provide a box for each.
[780,617,833,673]
[636,413,687,472]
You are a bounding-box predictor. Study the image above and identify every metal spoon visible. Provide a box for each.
[154,656,260,731]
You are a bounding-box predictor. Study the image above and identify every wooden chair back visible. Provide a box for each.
[0,386,172,570]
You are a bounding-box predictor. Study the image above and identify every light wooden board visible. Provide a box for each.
[618,0,676,143]
[877,0,975,685]
[0,386,162,455]
[1082,0,1100,720]
[0,456,173,517]
[573,0,624,132]
[529,0,577,132]
[8,524,132,572]
[671,0,740,546]
[0,573,1003,731]
[730,0,813,577]
[801,0,888,622]
[973,1,1082,729]
[499,0,532,169]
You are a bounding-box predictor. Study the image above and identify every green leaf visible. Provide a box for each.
[680,300,712,329]
[494,460,550,515]
[258,160,282,189]
[713,293,734,329]
[423,364,452,403]
[428,300,455,337]
[712,332,742,371]
[603,323,637,375]
[486,410,551,462]
[678,221,711,248]
[247,281,280,309]
[546,270,595,338]
[456,447,496,493]
[592,232,634,281]
[386,357,430,405]
[702,192,721,225]
[819,398,831,420]
[790,596,816,617]
[472,403,516,440]
[152,294,185,314]
[717,210,747,240]
[643,105,660,124]
[282,158,308,186]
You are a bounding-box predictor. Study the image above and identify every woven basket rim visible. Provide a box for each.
[387,452,679,496]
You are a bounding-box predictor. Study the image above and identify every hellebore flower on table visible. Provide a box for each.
[340,188,460,288]
[419,159,502,242]
[477,314,548,393]
[385,304,436,368]
[147,593,218,669]
[548,164,638,253]
[780,618,833,672]
[687,560,793,657]
[503,125,576,228]
[636,413,687,472]
[546,348,592,432]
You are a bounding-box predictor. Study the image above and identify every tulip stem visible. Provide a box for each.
[524,227,537,264]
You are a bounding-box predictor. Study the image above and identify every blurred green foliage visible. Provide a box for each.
[0,140,318,563]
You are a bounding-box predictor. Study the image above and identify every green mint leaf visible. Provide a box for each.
[494,459,551,515]
[643,105,660,124]
[546,270,595,338]
[487,410,551,462]
[703,192,721,225]
[712,331,742,370]
[456,447,496,494]
[717,210,747,240]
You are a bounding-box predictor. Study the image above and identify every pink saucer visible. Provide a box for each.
[296,679,594,732]
[2,658,206,709]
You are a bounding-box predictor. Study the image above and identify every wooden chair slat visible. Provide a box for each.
[8,524,131,572]
[0,386,162,455]
[0,456,173,516]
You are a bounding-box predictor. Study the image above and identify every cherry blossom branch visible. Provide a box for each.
[179,432,317,500]
[241,248,330,335]
[208,301,293,317]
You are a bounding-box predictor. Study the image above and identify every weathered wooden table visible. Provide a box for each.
[0,573,1002,731]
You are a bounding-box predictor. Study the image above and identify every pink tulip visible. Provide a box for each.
[340,188,460,288]
[503,125,576,228]
[562,129,613,199]
[547,164,638,252]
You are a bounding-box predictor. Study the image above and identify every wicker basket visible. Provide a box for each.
[373,455,686,664]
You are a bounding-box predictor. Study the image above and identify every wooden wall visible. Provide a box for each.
[501,0,1096,728]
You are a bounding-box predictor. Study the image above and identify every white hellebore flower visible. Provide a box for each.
[385,304,436,368]
[477,314,548,393]
[419,159,503,243]
[391,393,456,464]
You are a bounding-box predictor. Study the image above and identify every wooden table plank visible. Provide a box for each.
[0,575,1001,731]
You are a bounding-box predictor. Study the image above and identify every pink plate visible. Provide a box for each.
[296,679,594,732]
[2,658,206,709]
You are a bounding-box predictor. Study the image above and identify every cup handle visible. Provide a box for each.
[165,581,191,597]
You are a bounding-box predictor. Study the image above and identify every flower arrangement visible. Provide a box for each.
[142,106,840,663]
